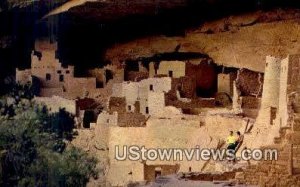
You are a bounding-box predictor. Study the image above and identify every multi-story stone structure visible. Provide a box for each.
[16,40,97,99]
[236,54,300,186]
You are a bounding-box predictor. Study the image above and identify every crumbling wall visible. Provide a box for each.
[97,111,118,126]
[241,96,261,109]
[156,61,185,78]
[149,62,156,77]
[217,73,235,96]
[88,64,124,88]
[88,68,105,87]
[171,76,196,99]
[165,94,216,112]
[65,77,97,98]
[138,62,148,72]
[236,68,263,97]
[16,68,32,84]
[127,71,149,82]
[34,95,77,115]
[236,121,300,186]
[109,97,126,114]
[144,164,179,182]
[240,96,261,118]
[105,64,124,83]
[123,82,139,110]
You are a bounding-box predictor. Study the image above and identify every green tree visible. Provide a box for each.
[0,98,99,186]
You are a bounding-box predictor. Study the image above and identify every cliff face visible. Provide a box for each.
[105,9,300,72]
[2,1,300,92]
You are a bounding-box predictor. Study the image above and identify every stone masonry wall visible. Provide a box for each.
[256,56,281,126]
[107,114,246,186]
[34,95,77,115]
[236,55,300,186]
[218,73,235,96]
[111,77,172,114]
[156,61,186,78]
[16,68,32,85]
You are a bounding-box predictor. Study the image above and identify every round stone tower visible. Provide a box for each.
[260,55,281,109]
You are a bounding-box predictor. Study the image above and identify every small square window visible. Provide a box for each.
[57,70,61,74]
[46,73,51,81]
[107,119,110,123]
[59,75,64,82]
[66,70,70,74]
[128,105,131,111]
[150,84,153,91]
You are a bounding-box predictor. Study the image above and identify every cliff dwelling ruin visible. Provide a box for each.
[13,36,300,186]
[3,1,300,187]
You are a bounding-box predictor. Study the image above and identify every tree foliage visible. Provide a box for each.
[0,87,98,186]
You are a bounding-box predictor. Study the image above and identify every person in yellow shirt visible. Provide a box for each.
[226,131,236,150]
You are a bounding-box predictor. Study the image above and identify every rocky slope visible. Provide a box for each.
[104,9,300,72]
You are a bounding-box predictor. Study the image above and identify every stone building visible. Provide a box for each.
[16,40,98,99]
[88,64,124,88]
[16,69,32,85]
[34,95,77,115]
[241,54,300,154]
[104,114,246,186]
[112,77,172,116]
[149,60,186,78]
[217,73,235,96]
[235,53,300,186]
[256,55,281,126]
[273,54,300,128]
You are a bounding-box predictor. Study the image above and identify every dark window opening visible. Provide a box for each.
[107,119,110,123]
[168,70,173,77]
[96,81,104,88]
[124,61,139,81]
[270,107,277,125]
[59,75,64,82]
[57,70,61,74]
[155,170,161,178]
[189,167,192,172]
[146,107,149,114]
[154,63,159,75]
[46,73,51,81]
[150,84,153,91]
[105,69,113,83]
[83,110,94,128]
[128,105,131,111]
[66,70,70,74]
